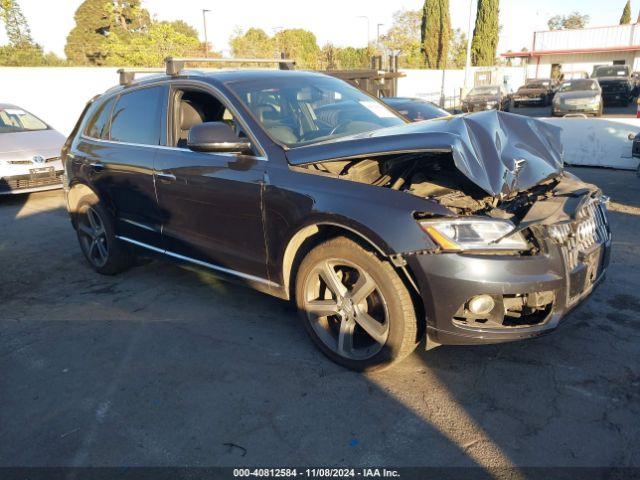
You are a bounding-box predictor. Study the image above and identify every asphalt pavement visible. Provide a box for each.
[0,168,639,471]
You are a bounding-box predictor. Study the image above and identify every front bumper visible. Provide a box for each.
[552,103,600,116]
[463,104,498,112]
[408,235,612,346]
[0,170,64,194]
[514,96,544,104]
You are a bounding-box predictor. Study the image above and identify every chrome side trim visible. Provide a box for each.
[116,235,278,288]
[120,218,159,233]
[80,135,268,162]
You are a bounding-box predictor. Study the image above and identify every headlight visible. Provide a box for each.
[420,218,529,252]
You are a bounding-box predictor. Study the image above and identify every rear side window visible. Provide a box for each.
[110,86,163,145]
[84,97,115,139]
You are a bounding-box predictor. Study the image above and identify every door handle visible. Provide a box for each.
[89,161,104,170]
[156,172,176,182]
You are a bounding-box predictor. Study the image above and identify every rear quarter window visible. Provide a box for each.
[84,97,115,140]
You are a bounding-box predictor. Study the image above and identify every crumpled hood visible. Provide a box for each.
[286,111,564,197]
[0,129,66,161]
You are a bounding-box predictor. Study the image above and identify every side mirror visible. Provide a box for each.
[188,122,253,154]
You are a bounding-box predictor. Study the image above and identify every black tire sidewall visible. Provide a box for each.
[295,238,416,371]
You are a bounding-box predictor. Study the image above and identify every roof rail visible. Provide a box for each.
[165,56,296,75]
[116,68,165,86]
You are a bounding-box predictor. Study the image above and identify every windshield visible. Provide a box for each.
[0,107,48,133]
[384,99,449,121]
[524,81,549,88]
[469,86,500,96]
[592,66,629,77]
[559,80,599,92]
[227,76,405,147]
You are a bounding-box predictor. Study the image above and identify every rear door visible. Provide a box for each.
[83,85,167,247]
[153,83,270,285]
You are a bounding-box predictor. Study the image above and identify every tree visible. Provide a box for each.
[379,9,424,68]
[319,44,374,70]
[229,27,274,59]
[0,0,65,66]
[620,0,632,24]
[107,21,200,67]
[421,0,451,69]
[547,12,590,30]
[65,0,152,65]
[0,0,32,45]
[471,0,499,67]
[158,20,198,39]
[274,28,320,69]
[448,28,467,69]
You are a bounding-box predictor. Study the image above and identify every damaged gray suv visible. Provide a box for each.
[63,68,611,371]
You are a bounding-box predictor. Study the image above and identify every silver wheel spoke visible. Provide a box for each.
[350,272,376,305]
[87,209,99,230]
[354,311,388,344]
[319,261,347,298]
[306,299,340,318]
[337,320,355,356]
[78,223,95,238]
[96,238,108,261]
[89,239,99,258]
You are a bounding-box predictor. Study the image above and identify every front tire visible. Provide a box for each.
[75,200,134,275]
[295,237,419,371]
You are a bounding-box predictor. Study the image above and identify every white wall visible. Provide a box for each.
[398,67,528,105]
[544,117,640,170]
[1,67,144,135]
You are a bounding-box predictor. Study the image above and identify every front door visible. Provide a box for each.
[153,85,269,285]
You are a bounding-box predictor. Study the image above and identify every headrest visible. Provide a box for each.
[180,101,204,131]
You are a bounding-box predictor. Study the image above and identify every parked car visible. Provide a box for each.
[381,97,450,121]
[0,103,65,194]
[462,85,511,112]
[63,67,611,371]
[560,71,589,81]
[551,79,603,117]
[513,78,556,107]
[591,65,633,106]
[631,132,640,177]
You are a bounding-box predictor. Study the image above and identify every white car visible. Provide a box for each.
[0,103,65,194]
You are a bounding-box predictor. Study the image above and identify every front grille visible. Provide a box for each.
[553,199,609,271]
[1,171,63,191]
[7,157,60,165]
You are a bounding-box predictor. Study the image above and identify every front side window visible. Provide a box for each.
[84,97,115,140]
[227,76,405,147]
[110,86,163,145]
[0,107,48,133]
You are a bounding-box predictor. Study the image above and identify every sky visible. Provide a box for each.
[0,0,634,58]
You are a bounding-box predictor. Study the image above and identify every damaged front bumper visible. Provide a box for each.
[406,203,612,346]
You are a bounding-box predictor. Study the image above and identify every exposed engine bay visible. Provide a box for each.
[297,151,600,225]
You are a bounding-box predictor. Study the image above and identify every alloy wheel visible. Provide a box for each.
[78,206,109,268]
[302,259,390,360]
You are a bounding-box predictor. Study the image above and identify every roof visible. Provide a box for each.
[108,69,330,94]
[0,103,19,109]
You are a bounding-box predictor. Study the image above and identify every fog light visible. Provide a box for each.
[468,295,495,315]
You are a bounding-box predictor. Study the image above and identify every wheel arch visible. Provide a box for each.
[280,220,403,302]
[66,181,108,225]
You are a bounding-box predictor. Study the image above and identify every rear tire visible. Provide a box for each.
[75,200,134,275]
[295,237,419,371]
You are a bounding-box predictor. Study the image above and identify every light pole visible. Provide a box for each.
[376,23,384,45]
[356,16,370,48]
[202,9,211,57]
[464,0,474,90]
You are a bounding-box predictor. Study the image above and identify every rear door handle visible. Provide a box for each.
[156,172,176,182]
